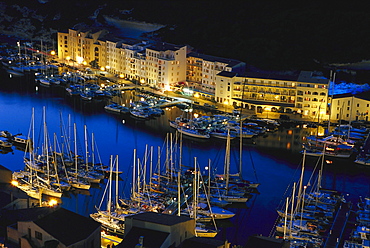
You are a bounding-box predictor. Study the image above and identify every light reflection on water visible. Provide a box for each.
[0,71,369,245]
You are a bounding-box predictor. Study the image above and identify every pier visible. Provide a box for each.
[323,201,353,248]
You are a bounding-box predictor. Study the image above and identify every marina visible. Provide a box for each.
[0,67,370,246]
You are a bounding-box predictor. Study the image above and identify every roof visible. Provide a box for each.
[244,235,290,248]
[127,212,192,226]
[182,237,227,248]
[117,226,169,248]
[0,207,57,230]
[147,42,185,52]
[217,71,238,78]
[187,52,245,68]
[33,208,100,246]
[333,91,370,101]
[0,164,11,172]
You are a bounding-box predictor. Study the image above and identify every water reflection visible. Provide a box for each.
[0,69,370,245]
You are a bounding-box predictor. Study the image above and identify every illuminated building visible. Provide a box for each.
[215,71,330,119]
[186,52,246,98]
[330,93,370,122]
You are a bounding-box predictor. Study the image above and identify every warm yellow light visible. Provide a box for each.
[265,106,271,111]
[100,67,105,71]
[82,61,87,66]
[76,56,84,64]
[106,66,111,69]
[194,93,200,98]
[119,74,124,78]
[11,180,19,187]
[50,50,56,56]
[66,56,71,61]
[140,79,145,84]
[194,113,199,118]
[164,84,171,91]
[101,83,105,88]
[223,100,229,105]
[48,199,58,207]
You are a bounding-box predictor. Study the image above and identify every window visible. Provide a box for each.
[357,104,360,107]
[35,231,42,241]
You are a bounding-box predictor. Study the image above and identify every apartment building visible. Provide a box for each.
[58,27,187,89]
[57,26,108,68]
[186,52,246,98]
[215,71,330,119]
[145,42,187,90]
[331,92,370,122]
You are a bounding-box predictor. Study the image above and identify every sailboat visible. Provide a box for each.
[90,155,128,236]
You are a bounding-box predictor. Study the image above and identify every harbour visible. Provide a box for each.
[0,68,370,247]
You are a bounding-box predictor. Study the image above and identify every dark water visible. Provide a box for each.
[0,70,369,245]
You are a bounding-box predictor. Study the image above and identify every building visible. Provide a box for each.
[244,235,290,248]
[58,26,187,90]
[118,212,195,248]
[7,207,101,248]
[182,237,230,248]
[215,71,330,119]
[0,164,12,184]
[145,42,187,89]
[330,92,370,122]
[57,25,109,69]
[186,52,246,98]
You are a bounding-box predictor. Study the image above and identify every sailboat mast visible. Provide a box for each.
[108,155,113,219]
[283,196,289,240]
[132,149,136,197]
[74,123,78,177]
[43,106,50,182]
[115,155,119,209]
[84,125,88,171]
[193,157,197,221]
[327,71,336,130]
[224,128,231,191]
[149,146,153,191]
[289,182,296,232]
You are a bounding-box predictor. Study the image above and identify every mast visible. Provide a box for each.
[108,155,113,220]
[84,125,89,171]
[74,123,78,178]
[43,106,50,183]
[224,127,231,192]
[327,71,336,131]
[149,146,153,191]
[283,197,289,240]
[115,155,119,209]
[132,149,136,197]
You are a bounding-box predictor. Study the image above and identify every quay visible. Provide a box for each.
[323,201,353,248]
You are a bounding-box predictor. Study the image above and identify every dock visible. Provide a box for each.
[323,201,353,248]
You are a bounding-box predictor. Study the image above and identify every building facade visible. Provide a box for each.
[7,208,101,248]
[186,52,246,98]
[330,93,370,122]
[215,71,330,119]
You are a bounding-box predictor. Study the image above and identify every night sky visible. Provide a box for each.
[2,0,370,72]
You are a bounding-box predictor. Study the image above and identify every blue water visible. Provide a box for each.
[0,70,369,245]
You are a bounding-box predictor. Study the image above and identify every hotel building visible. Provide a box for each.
[215,71,330,120]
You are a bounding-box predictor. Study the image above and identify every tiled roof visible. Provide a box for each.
[127,212,192,226]
[188,52,245,67]
[34,208,100,246]
[117,226,169,248]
